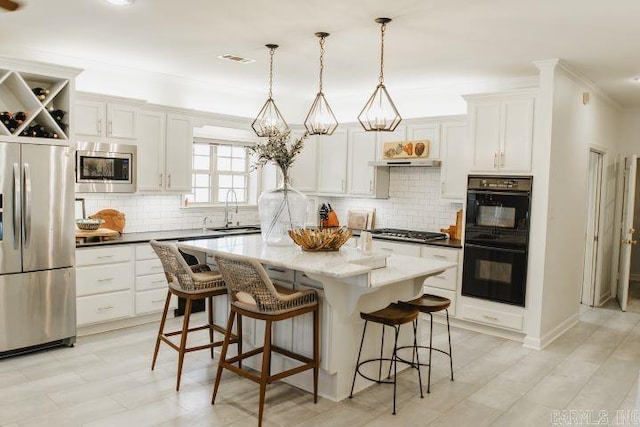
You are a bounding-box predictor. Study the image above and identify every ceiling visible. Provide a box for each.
[2,0,640,120]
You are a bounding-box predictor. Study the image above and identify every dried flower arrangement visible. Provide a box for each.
[248,129,308,185]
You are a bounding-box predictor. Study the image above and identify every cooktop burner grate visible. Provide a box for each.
[371,228,448,243]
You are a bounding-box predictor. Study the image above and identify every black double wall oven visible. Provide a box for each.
[462,175,533,307]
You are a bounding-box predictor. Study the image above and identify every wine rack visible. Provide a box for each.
[0,68,70,141]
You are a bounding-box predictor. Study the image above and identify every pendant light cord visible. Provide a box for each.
[319,35,325,93]
[268,46,275,99]
[379,22,386,85]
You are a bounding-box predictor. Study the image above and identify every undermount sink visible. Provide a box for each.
[207,225,261,233]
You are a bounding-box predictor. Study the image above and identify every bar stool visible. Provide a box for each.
[349,303,423,415]
[150,240,237,391]
[397,294,454,393]
[211,252,320,427]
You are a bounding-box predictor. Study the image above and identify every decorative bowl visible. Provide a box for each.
[76,218,105,231]
[288,227,353,252]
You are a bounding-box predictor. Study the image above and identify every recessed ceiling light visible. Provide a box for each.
[218,54,255,64]
[105,0,134,5]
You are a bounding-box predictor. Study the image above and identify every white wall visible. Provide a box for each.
[526,61,620,348]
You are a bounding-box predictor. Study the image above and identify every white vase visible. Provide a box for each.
[258,181,309,246]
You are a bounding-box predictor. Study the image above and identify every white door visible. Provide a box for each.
[75,100,104,137]
[348,128,377,196]
[165,114,193,192]
[440,121,468,199]
[617,155,638,311]
[137,111,166,191]
[470,102,501,171]
[106,103,137,139]
[581,150,604,306]
[317,129,348,194]
[289,134,318,193]
[499,97,534,172]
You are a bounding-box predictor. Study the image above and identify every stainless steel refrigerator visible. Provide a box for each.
[0,142,76,355]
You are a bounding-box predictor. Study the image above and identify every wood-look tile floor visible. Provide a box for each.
[1,305,639,427]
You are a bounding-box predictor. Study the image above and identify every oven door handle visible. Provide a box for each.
[467,190,530,197]
[464,243,526,254]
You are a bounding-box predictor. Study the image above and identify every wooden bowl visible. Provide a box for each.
[288,227,353,251]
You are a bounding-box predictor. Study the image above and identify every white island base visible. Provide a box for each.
[179,235,455,402]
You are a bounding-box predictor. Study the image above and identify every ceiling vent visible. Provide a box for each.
[218,54,255,64]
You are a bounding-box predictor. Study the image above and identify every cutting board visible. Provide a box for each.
[347,209,376,230]
[75,227,120,239]
[89,209,126,233]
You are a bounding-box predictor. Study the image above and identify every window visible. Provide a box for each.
[185,142,250,205]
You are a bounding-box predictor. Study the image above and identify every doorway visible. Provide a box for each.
[581,150,604,306]
[626,157,640,313]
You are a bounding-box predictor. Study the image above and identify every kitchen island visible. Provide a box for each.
[178,234,456,401]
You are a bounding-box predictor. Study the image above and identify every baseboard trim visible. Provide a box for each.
[523,312,579,350]
[77,311,181,336]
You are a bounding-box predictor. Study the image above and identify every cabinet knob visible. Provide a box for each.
[494,153,498,168]
[159,173,163,188]
[500,152,505,167]
[168,174,171,188]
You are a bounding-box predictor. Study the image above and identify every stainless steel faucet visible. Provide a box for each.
[224,189,238,227]
[202,216,211,232]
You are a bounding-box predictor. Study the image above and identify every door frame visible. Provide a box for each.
[581,148,605,306]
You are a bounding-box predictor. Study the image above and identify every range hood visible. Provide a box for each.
[369,159,441,167]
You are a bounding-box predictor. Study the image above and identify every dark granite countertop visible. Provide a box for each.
[76,226,462,249]
[76,226,261,248]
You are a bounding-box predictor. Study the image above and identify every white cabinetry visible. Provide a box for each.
[76,246,134,326]
[348,128,389,198]
[289,133,318,193]
[134,243,177,315]
[407,123,440,159]
[76,95,138,140]
[317,129,348,194]
[421,246,461,315]
[137,110,192,193]
[439,120,469,199]
[466,90,536,173]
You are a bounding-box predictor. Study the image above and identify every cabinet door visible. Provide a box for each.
[317,129,348,194]
[137,111,166,191]
[75,100,105,137]
[165,114,193,192]
[348,128,377,196]
[106,103,137,139]
[407,123,440,159]
[440,121,469,199]
[470,102,501,172]
[289,134,318,193]
[500,97,534,172]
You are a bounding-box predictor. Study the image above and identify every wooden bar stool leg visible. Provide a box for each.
[176,297,193,391]
[349,320,368,398]
[208,296,215,359]
[151,290,172,371]
[446,309,454,381]
[237,313,243,370]
[427,312,433,394]
[258,319,273,427]
[212,309,236,405]
[313,306,319,404]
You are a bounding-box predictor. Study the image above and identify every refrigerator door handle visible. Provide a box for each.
[23,163,31,249]
[12,163,20,250]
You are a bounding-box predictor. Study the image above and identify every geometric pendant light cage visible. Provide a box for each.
[358,18,402,132]
[304,32,339,135]
[252,44,290,137]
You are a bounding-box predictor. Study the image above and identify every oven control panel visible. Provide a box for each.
[468,175,532,192]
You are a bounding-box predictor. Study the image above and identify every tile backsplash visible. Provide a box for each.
[79,194,259,233]
[79,168,460,234]
[324,167,462,232]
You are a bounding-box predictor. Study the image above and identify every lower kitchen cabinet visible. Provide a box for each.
[76,245,134,326]
[134,243,177,315]
[460,300,524,331]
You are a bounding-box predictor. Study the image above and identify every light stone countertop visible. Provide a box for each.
[178,234,456,287]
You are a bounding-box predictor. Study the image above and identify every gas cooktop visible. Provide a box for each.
[370,228,448,243]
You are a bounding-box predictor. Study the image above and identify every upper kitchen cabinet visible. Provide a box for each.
[289,132,318,193]
[465,89,536,173]
[317,128,348,195]
[406,122,440,159]
[348,128,389,198]
[440,119,469,199]
[137,109,192,193]
[76,93,141,140]
[0,58,80,145]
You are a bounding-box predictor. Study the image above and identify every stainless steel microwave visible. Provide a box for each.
[75,141,137,193]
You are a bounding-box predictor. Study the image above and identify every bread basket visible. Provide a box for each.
[76,218,105,231]
[288,227,352,252]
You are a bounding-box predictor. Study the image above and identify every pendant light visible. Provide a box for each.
[252,44,290,137]
[358,18,402,132]
[304,32,339,135]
